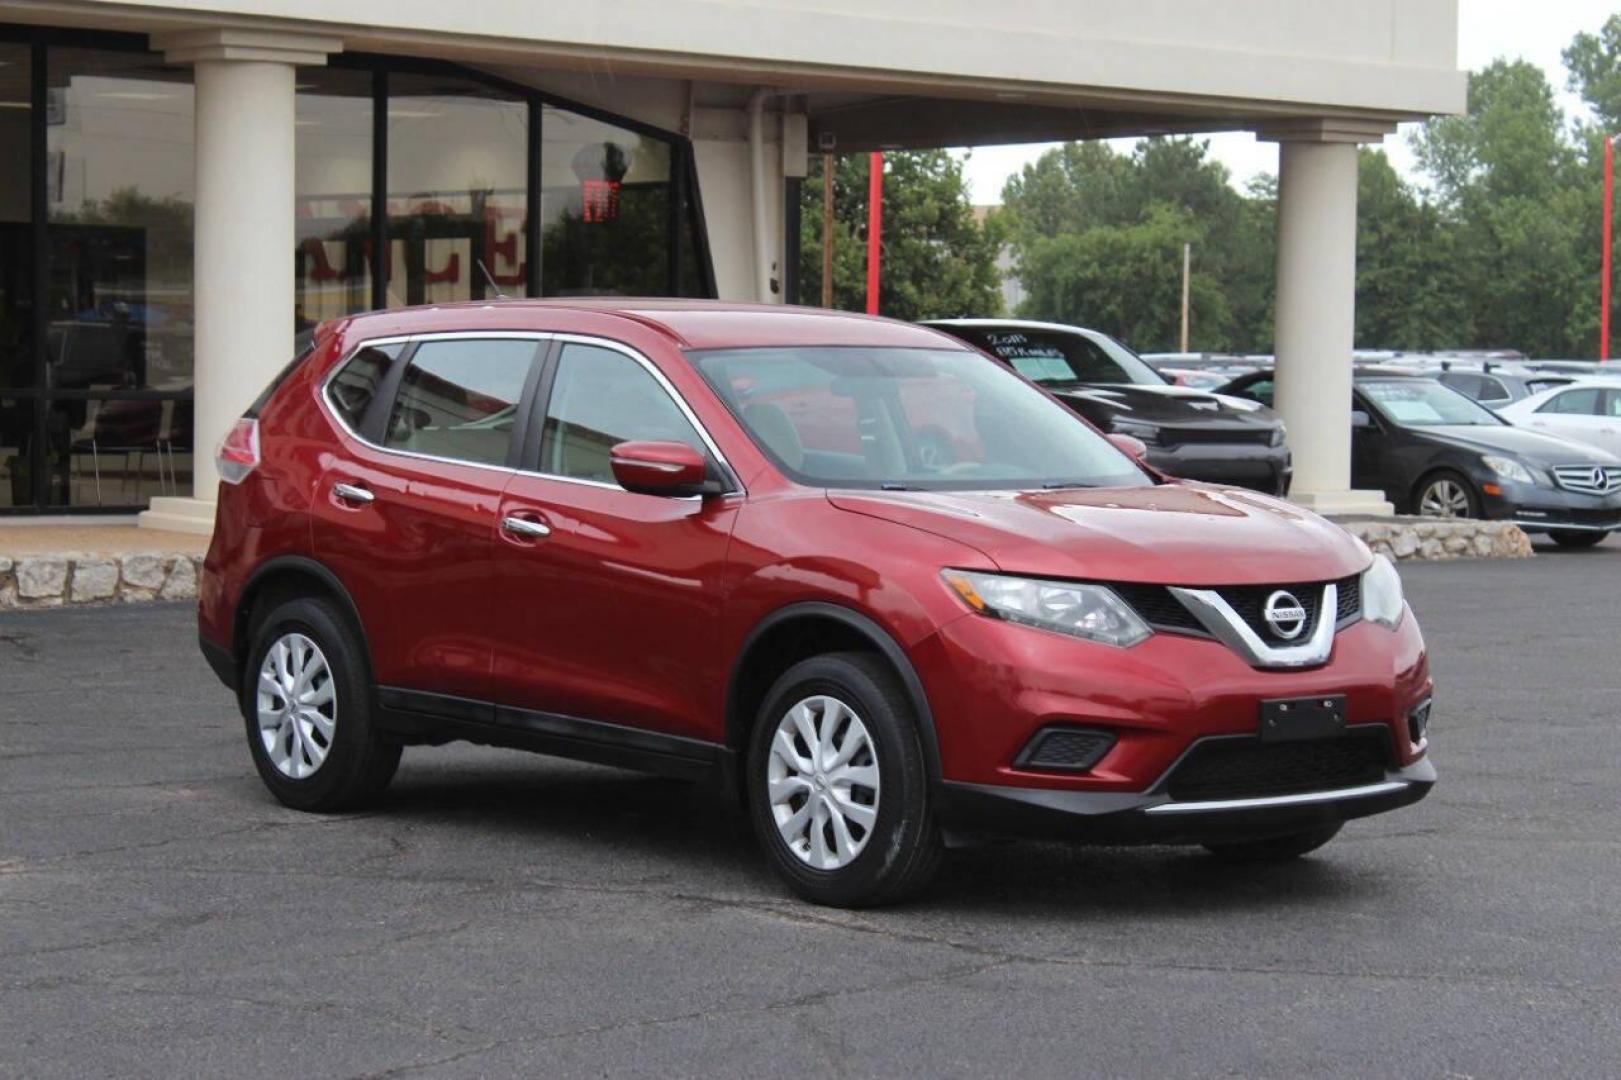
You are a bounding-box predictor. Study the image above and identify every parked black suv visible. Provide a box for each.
[927,320,1291,495]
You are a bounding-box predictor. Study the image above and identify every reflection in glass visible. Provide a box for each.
[46,50,194,395]
[0,44,31,396]
[541,106,670,296]
[46,396,191,507]
[387,74,527,308]
[296,67,374,330]
[0,398,33,508]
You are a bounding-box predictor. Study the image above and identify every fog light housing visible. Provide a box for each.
[1408,697,1433,744]
[1014,727,1117,772]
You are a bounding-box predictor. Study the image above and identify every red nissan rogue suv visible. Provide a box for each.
[199,300,1434,907]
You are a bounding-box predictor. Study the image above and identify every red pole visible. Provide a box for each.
[1604,136,1614,362]
[865,151,883,315]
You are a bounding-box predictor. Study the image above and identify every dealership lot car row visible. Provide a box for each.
[199,301,1434,906]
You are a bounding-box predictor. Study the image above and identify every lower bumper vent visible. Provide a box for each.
[1015,728,1116,772]
[1163,732,1389,802]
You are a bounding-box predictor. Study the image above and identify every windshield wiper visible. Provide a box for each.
[1041,481,1099,490]
[880,482,924,492]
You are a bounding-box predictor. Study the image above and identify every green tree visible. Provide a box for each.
[1000,137,1258,351]
[1411,59,1593,356]
[1565,14,1621,128]
[798,151,1004,320]
[1355,149,1467,349]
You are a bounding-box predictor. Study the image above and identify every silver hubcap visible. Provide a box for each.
[767,695,880,870]
[256,633,337,780]
[1419,478,1471,518]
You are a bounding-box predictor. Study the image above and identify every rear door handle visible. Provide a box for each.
[501,515,551,539]
[333,482,374,505]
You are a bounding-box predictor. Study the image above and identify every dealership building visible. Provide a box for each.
[0,1,1466,529]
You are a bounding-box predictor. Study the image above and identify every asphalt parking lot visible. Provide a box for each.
[2,534,1619,1078]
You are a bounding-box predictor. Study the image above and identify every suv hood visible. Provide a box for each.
[828,483,1368,586]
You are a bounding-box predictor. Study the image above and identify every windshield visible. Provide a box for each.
[1361,379,1505,427]
[947,327,1166,387]
[687,346,1151,491]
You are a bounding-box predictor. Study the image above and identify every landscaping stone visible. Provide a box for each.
[16,557,68,600]
[70,559,119,603]
[1332,515,1533,563]
[121,553,168,591]
[160,556,197,601]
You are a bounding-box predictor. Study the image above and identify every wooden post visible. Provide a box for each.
[821,151,834,308]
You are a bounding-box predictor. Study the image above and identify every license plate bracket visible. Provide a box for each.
[1259,695,1347,742]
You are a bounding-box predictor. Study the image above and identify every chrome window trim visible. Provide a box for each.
[541,332,745,496]
[1143,779,1410,815]
[1168,582,1338,669]
[317,330,744,496]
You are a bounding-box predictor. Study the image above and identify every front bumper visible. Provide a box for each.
[938,755,1435,845]
[1482,481,1621,532]
[1143,442,1291,496]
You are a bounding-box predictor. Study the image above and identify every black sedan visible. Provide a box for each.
[926,319,1291,494]
[1219,370,1621,548]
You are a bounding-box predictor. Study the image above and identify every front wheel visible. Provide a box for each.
[1549,529,1608,549]
[1201,823,1342,864]
[1414,471,1480,519]
[243,597,401,812]
[746,652,942,907]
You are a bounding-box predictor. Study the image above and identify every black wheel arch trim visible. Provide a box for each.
[725,601,944,786]
[228,555,375,691]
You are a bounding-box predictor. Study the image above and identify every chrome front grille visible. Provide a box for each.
[1552,464,1621,496]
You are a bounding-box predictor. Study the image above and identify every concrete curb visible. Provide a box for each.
[0,553,204,609]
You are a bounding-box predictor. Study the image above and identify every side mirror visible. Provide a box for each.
[1106,433,1149,461]
[1351,410,1373,430]
[609,440,716,497]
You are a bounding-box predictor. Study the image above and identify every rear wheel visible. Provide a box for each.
[1202,823,1342,864]
[243,597,400,812]
[1549,529,1608,549]
[746,652,942,907]
[1414,470,1479,519]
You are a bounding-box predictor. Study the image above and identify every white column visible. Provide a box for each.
[139,30,341,535]
[1262,119,1395,517]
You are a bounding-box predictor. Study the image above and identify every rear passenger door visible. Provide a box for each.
[313,334,546,706]
[490,339,742,745]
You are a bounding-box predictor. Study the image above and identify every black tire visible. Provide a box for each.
[746,652,942,908]
[1201,823,1342,864]
[241,597,401,812]
[1412,469,1480,519]
[1549,529,1608,549]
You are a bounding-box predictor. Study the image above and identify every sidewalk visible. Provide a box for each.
[0,524,207,609]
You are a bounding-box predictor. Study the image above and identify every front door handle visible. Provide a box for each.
[333,482,374,505]
[501,515,551,539]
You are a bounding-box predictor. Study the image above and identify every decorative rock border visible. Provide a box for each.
[0,553,203,609]
[1331,516,1534,561]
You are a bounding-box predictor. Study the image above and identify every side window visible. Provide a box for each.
[327,343,403,433]
[1475,376,1509,403]
[1539,388,1601,416]
[1438,372,1483,398]
[1606,390,1621,418]
[541,343,706,486]
[1241,378,1274,407]
[383,339,538,466]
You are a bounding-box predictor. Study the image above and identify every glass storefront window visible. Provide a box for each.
[296,67,374,331]
[46,50,194,396]
[0,43,32,394]
[541,105,671,297]
[0,397,30,508]
[387,72,527,308]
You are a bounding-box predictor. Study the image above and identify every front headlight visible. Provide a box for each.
[1361,554,1405,630]
[1481,454,1538,485]
[942,570,1151,647]
[1270,422,1287,448]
